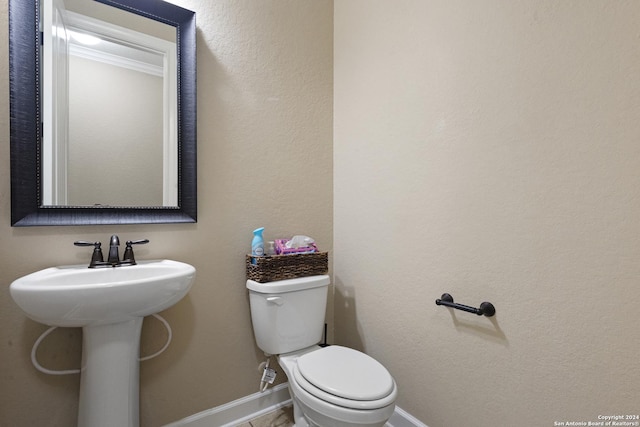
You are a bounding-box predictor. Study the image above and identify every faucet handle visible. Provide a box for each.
[122,239,149,264]
[74,241,104,267]
[126,239,150,246]
[74,240,99,246]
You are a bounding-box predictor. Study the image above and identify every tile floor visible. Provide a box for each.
[236,405,294,427]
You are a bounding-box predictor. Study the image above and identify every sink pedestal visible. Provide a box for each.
[78,318,143,427]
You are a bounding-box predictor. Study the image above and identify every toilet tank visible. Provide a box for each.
[246,275,330,355]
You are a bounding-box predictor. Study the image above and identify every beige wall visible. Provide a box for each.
[0,1,333,426]
[334,1,640,427]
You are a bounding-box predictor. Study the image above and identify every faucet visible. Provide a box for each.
[74,236,149,268]
[108,235,120,265]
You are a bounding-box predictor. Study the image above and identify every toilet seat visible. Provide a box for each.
[292,346,397,410]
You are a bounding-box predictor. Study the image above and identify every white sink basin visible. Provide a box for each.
[10,259,196,327]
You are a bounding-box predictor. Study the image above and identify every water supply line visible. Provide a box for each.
[31,326,81,375]
[30,314,173,375]
[258,354,277,392]
[139,314,173,362]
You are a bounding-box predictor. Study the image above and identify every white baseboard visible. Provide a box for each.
[387,406,429,427]
[163,382,427,427]
[162,383,292,427]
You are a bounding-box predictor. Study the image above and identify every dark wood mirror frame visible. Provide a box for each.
[9,0,197,226]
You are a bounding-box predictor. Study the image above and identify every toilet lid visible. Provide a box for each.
[296,346,394,401]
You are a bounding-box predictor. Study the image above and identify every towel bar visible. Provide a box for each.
[435,293,495,317]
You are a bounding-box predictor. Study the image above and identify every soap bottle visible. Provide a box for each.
[251,227,265,257]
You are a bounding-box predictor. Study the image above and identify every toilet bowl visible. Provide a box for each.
[278,345,397,427]
[246,275,398,427]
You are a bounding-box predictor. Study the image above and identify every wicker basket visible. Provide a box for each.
[246,252,328,283]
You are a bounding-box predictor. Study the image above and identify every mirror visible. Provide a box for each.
[9,0,197,226]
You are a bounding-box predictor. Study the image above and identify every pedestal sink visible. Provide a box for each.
[9,259,196,427]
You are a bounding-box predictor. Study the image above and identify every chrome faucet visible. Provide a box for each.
[74,236,149,268]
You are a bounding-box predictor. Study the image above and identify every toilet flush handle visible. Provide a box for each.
[266,296,284,306]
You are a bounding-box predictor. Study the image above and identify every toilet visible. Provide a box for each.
[246,275,397,427]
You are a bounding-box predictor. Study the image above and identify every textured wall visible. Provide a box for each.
[0,1,333,426]
[334,1,640,426]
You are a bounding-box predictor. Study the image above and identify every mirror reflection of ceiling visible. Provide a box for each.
[67,22,165,76]
[64,0,176,43]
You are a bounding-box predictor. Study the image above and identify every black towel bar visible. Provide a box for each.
[435,293,495,317]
